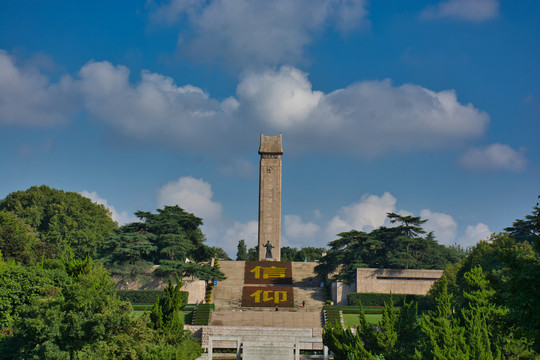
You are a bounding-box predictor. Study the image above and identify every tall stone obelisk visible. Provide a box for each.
[258,133,283,261]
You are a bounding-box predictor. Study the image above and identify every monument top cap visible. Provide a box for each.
[259,133,283,155]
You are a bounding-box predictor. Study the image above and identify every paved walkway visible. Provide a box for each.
[210,310,323,328]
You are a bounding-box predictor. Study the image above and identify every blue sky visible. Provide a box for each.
[1,0,538,257]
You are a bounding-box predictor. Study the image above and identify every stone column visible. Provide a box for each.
[258,133,283,261]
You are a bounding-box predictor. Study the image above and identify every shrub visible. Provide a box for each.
[347,292,431,311]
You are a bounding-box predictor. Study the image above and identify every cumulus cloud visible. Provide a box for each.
[0,50,78,126]
[1,50,490,159]
[237,66,323,129]
[420,209,458,246]
[459,143,527,172]
[156,176,223,221]
[421,0,499,22]
[156,176,240,253]
[237,68,489,156]
[80,190,137,225]
[77,61,238,151]
[459,223,491,248]
[151,0,368,69]
[327,192,397,236]
[149,176,492,255]
[223,220,259,253]
[284,215,320,239]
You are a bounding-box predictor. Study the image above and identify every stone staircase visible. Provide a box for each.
[212,261,325,311]
[212,261,245,310]
[209,310,323,328]
[195,261,328,359]
[186,325,325,358]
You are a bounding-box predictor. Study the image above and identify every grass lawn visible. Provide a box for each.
[343,313,382,327]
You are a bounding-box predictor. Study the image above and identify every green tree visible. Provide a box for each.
[134,206,207,262]
[0,258,71,328]
[247,245,259,260]
[417,275,470,360]
[236,239,248,261]
[0,211,46,264]
[0,185,117,259]
[1,257,202,359]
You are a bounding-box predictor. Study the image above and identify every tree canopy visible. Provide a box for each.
[323,201,540,358]
[0,255,202,359]
[0,211,46,265]
[316,212,460,283]
[100,205,225,281]
[0,185,117,259]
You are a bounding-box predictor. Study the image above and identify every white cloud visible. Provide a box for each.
[156,176,223,221]
[284,215,320,239]
[1,50,490,159]
[80,190,137,225]
[223,220,259,252]
[421,0,499,22]
[0,50,78,126]
[154,176,261,257]
[77,61,236,151]
[151,0,368,69]
[237,69,489,156]
[420,209,458,246]
[327,192,397,236]
[459,143,527,172]
[459,223,491,248]
[237,66,323,129]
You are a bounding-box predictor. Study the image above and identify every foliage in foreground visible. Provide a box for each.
[0,255,202,360]
[324,269,536,360]
[323,202,540,359]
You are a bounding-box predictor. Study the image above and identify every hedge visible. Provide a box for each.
[323,306,342,326]
[117,290,189,308]
[192,304,214,325]
[347,293,431,311]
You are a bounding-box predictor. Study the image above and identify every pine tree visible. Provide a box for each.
[418,275,470,359]
[236,239,247,261]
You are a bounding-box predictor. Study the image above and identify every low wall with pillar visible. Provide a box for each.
[331,268,443,305]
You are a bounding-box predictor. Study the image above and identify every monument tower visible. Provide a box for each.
[258,133,283,261]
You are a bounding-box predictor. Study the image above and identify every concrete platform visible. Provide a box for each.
[210,310,323,328]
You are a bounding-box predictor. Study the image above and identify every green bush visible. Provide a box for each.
[192,304,213,325]
[117,290,164,304]
[347,292,431,311]
[323,306,342,326]
[117,289,189,308]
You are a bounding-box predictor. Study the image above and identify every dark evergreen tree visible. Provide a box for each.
[236,239,248,261]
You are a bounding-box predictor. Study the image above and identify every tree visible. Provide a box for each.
[417,275,470,360]
[0,257,202,359]
[456,233,540,348]
[0,185,117,259]
[280,246,326,262]
[236,239,247,261]
[316,213,459,283]
[100,205,225,282]
[0,211,46,264]
[247,245,258,260]
[323,298,420,360]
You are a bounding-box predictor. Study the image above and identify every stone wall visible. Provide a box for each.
[356,268,443,294]
[331,268,443,305]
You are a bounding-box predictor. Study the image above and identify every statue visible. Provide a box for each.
[264,240,274,259]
